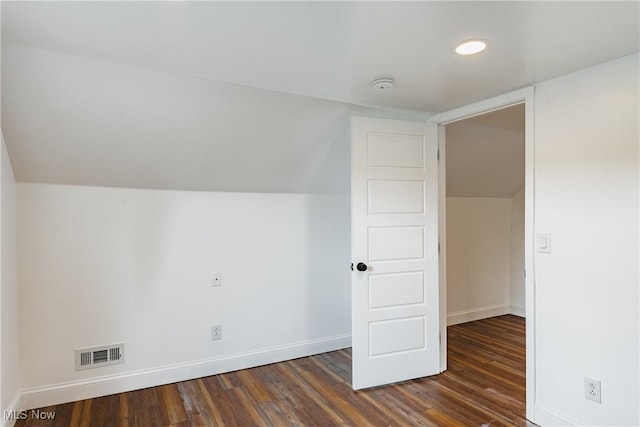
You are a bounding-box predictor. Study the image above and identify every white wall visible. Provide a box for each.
[17,183,351,408]
[1,132,20,425]
[446,197,512,324]
[510,188,525,315]
[533,53,639,426]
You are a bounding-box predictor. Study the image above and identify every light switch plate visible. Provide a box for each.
[537,233,551,253]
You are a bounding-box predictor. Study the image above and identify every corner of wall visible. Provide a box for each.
[0,131,21,425]
[446,197,514,323]
[1,393,22,427]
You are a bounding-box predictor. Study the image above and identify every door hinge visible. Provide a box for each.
[524,269,526,279]
[437,149,440,161]
[438,242,440,253]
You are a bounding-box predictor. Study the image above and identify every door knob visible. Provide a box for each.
[356,262,368,272]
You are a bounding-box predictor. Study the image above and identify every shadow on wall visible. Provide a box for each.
[304,113,351,343]
[304,194,351,343]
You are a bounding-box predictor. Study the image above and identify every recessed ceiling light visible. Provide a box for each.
[454,39,488,56]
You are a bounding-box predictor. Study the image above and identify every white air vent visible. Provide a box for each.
[75,343,124,371]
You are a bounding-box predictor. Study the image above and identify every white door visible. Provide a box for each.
[351,117,440,390]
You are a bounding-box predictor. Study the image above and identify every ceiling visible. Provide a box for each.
[446,105,525,198]
[1,2,638,194]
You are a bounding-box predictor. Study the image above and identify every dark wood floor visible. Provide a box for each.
[16,315,532,426]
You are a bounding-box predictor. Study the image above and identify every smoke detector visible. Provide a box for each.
[372,78,394,91]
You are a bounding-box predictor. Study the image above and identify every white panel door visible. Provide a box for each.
[351,117,440,390]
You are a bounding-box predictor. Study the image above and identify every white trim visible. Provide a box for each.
[428,87,532,125]
[20,334,350,410]
[437,125,447,372]
[1,393,22,427]
[510,305,526,318]
[447,304,511,326]
[429,85,536,424]
[523,87,536,423]
[534,402,581,426]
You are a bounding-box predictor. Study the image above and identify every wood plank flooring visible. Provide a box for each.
[15,315,533,426]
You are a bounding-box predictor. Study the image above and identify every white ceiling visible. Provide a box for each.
[1,2,638,193]
[446,105,525,198]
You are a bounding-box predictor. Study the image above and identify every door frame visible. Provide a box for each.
[428,86,535,422]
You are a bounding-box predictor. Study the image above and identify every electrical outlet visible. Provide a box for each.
[211,324,222,341]
[585,377,601,403]
[212,273,221,287]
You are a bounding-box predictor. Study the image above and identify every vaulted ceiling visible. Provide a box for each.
[446,104,525,199]
[2,2,638,194]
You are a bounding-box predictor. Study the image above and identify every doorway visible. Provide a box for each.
[441,103,528,413]
[349,87,535,422]
[444,104,525,326]
[429,87,535,421]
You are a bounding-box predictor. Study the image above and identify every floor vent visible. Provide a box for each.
[75,343,124,371]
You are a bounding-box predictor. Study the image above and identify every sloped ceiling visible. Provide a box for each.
[2,2,638,193]
[446,104,525,198]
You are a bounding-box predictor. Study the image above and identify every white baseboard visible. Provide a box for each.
[20,334,351,410]
[510,304,526,317]
[534,402,580,426]
[1,393,22,427]
[447,304,511,326]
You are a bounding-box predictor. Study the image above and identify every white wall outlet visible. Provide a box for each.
[212,272,221,287]
[585,377,601,403]
[211,324,222,341]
